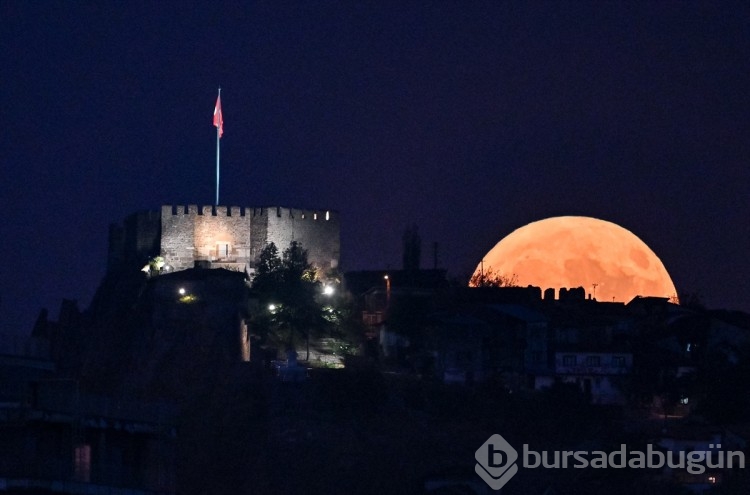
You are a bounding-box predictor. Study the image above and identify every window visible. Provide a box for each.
[586,355,601,367]
[531,351,543,363]
[73,444,91,482]
[325,210,330,220]
[612,356,626,368]
[216,243,231,258]
[563,355,576,366]
[363,312,383,326]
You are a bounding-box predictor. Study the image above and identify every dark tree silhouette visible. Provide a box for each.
[251,241,327,359]
[468,267,519,288]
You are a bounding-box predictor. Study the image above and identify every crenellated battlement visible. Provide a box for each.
[161,204,339,221]
[163,204,248,216]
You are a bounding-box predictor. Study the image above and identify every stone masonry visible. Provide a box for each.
[109,205,340,276]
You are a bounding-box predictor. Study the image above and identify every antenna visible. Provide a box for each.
[592,283,599,300]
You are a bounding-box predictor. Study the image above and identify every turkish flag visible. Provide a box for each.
[213,94,223,138]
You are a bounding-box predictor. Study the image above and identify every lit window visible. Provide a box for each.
[325,210,330,220]
[73,444,91,482]
[216,243,231,258]
[314,213,318,220]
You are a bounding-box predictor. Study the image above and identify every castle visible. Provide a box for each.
[108,205,340,276]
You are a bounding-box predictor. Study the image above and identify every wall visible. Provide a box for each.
[160,205,198,271]
[108,210,161,271]
[265,207,340,273]
[158,205,340,275]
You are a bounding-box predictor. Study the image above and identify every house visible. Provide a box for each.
[647,422,746,493]
[551,350,633,405]
[0,354,177,494]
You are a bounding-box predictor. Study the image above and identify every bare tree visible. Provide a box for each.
[468,267,519,288]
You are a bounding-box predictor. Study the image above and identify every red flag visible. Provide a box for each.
[213,93,223,138]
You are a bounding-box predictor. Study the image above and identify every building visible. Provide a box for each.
[0,354,176,494]
[550,350,633,405]
[108,205,340,276]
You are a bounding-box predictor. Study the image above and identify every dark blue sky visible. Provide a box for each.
[1,1,749,344]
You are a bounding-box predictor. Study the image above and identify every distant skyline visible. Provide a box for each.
[1,1,749,343]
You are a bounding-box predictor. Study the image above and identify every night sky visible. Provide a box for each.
[2,1,749,345]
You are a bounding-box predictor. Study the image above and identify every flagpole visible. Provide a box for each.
[215,87,221,206]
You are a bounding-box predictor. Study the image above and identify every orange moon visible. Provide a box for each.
[473,216,678,303]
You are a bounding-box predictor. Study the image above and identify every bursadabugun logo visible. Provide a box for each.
[476,433,746,491]
[474,434,519,490]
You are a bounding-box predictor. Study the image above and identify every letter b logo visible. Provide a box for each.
[475,434,519,490]
[488,444,508,467]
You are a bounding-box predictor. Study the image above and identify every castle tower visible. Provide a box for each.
[109,205,340,276]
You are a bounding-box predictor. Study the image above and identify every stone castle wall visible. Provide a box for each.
[158,205,340,275]
[108,210,161,271]
[266,207,340,272]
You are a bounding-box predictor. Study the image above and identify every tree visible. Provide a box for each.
[252,243,282,295]
[251,241,327,360]
[468,267,519,288]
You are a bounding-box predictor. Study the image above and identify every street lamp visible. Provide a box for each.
[384,274,391,305]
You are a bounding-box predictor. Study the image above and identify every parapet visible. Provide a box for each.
[161,204,340,219]
[260,206,339,222]
[558,286,586,301]
[159,205,339,220]
[163,204,250,217]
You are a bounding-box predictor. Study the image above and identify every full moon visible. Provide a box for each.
[473,216,678,303]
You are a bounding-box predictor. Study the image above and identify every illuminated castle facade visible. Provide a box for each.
[108,205,340,276]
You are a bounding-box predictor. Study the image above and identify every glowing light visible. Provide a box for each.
[323,285,334,296]
[472,216,679,303]
[177,287,197,304]
[268,304,277,312]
